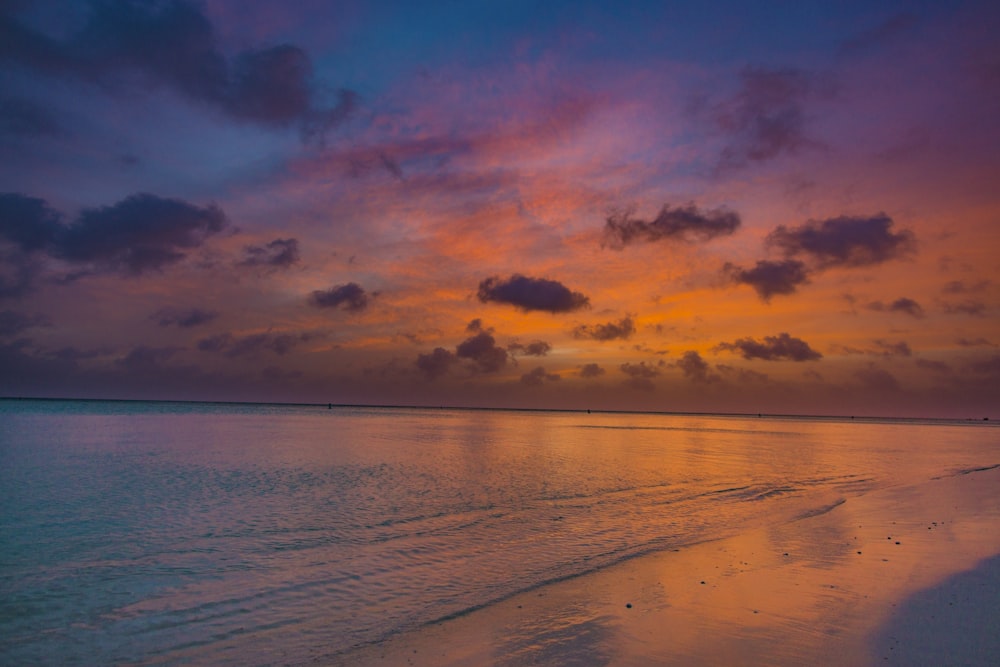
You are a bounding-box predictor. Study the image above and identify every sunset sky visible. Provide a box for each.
[2,0,998,418]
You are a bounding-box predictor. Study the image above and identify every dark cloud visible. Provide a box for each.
[676,350,719,383]
[196,332,232,353]
[572,315,635,341]
[724,259,810,301]
[716,364,769,384]
[153,307,218,328]
[942,279,990,295]
[0,1,355,138]
[854,364,900,392]
[0,192,63,252]
[456,331,508,373]
[602,203,740,249]
[60,193,227,274]
[520,366,560,386]
[416,347,457,380]
[240,238,299,270]
[715,333,822,361]
[0,191,227,277]
[477,274,589,313]
[915,358,951,373]
[873,339,912,357]
[578,363,605,378]
[620,361,661,391]
[118,345,182,371]
[966,355,1000,376]
[942,300,986,316]
[866,297,924,318]
[956,337,996,348]
[0,249,43,298]
[466,318,486,333]
[197,331,312,357]
[714,66,820,169]
[508,340,552,357]
[0,309,49,336]
[766,213,916,269]
[309,283,374,313]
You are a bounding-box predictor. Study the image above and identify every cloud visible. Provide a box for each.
[572,315,635,341]
[416,347,457,380]
[153,307,218,328]
[309,283,374,313]
[866,297,924,318]
[854,364,900,392]
[578,363,605,378]
[455,331,508,373]
[477,274,590,313]
[508,340,552,356]
[0,309,49,336]
[956,337,996,348]
[240,238,300,270]
[966,355,1000,377]
[0,1,354,138]
[724,259,810,301]
[714,66,820,169]
[602,203,740,249]
[942,300,986,316]
[61,193,227,274]
[872,339,912,357]
[676,350,719,383]
[118,345,183,371]
[715,333,822,361]
[520,366,560,386]
[1,192,227,278]
[942,279,990,295]
[620,361,661,391]
[0,192,63,252]
[766,213,916,269]
[915,358,951,373]
[197,331,312,357]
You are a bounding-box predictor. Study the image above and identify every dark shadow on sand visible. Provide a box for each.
[872,553,1000,665]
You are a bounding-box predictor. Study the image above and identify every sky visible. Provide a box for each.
[1,0,998,418]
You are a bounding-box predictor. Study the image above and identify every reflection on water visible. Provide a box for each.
[0,401,996,665]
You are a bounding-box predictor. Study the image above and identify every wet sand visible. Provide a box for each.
[333,465,1000,666]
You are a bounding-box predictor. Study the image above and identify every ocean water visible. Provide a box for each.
[0,399,996,665]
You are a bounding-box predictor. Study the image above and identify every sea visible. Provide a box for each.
[1,399,996,665]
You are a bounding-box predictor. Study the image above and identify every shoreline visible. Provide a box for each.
[332,466,1000,666]
[2,395,994,426]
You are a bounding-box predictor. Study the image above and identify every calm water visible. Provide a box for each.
[0,400,996,665]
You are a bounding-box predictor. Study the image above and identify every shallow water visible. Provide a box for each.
[0,400,995,665]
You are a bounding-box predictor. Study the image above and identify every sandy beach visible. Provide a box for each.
[338,465,1000,666]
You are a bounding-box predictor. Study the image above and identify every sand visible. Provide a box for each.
[331,466,1000,666]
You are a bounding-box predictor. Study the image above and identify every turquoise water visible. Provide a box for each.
[1,400,996,665]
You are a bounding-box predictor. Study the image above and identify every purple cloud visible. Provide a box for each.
[520,366,560,386]
[416,347,457,380]
[715,333,822,361]
[240,238,300,270]
[455,331,508,372]
[676,350,719,383]
[724,259,810,301]
[866,297,924,318]
[309,283,374,312]
[603,203,740,249]
[153,307,218,328]
[477,274,590,313]
[766,213,916,268]
[572,316,635,341]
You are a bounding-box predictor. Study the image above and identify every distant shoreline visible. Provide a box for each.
[1,395,992,425]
